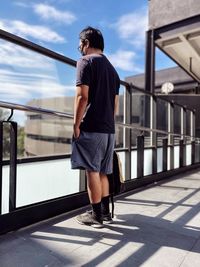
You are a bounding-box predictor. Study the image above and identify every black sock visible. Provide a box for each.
[101,195,110,215]
[91,202,102,219]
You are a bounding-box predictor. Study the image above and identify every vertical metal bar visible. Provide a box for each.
[191,141,195,165]
[151,95,157,174]
[137,135,144,178]
[191,110,195,141]
[145,30,155,94]
[168,102,174,170]
[9,121,17,212]
[124,85,131,180]
[191,110,196,164]
[145,29,156,174]
[162,138,168,172]
[181,107,186,141]
[179,139,185,167]
[0,122,3,214]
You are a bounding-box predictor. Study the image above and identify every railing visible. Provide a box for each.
[1,29,200,234]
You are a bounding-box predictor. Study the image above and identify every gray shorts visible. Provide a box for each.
[71,131,115,174]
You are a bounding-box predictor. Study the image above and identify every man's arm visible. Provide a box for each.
[73,84,89,138]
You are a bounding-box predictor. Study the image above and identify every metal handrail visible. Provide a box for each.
[0,100,73,119]
[0,28,195,112]
[0,100,198,141]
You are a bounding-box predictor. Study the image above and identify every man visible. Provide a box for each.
[71,26,120,228]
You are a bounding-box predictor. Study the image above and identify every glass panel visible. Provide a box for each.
[144,149,152,176]
[131,128,139,148]
[186,144,192,165]
[24,113,73,157]
[0,109,74,160]
[173,105,182,145]
[157,133,167,147]
[131,150,137,179]
[10,110,73,159]
[174,104,181,135]
[174,145,180,168]
[131,89,151,128]
[115,86,125,148]
[174,134,181,146]
[156,98,168,131]
[144,131,151,148]
[186,110,191,136]
[0,39,76,112]
[2,159,80,213]
[157,147,163,173]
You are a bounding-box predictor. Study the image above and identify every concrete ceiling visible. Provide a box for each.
[156,27,200,83]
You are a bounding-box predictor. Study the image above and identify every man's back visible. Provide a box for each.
[76,53,120,133]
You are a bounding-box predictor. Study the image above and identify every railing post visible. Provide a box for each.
[9,121,17,212]
[0,122,3,214]
[162,138,168,172]
[137,135,144,178]
[151,95,157,174]
[179,139,186,167]
[168,102,174,170]
[124,85,132,180]
[191,110,196,164]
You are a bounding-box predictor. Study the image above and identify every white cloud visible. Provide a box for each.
[33,3,76,24]
[0,42,54,70]
[14,2,29,8]
[107,50,142,73]
[113,8,148,47]
[0,42,75,103]
[0,68,75,102]
[0,20,65,43]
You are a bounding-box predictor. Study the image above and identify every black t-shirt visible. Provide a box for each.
[76,53,120,133]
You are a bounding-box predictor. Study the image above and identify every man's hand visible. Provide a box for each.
[73,124,80,139]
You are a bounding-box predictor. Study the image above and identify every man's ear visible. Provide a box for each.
[85,39,89,48]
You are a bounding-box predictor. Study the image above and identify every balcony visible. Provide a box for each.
[1,26,200,267]
[0,167,200,267]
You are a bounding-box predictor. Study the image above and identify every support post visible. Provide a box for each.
[168,102,174,170]
[162,138,168,172]
[124,84,132,180]
[137,135,144,178]
[145,30,155,94]
[9,121,17,212]
[179,140,186,167]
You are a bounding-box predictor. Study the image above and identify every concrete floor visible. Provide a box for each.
[1,168,200,267]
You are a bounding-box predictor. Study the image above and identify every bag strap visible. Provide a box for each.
[110,193,114,218]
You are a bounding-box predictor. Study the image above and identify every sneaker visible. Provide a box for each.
[75,211,103,228]
[86,210,113,224]
[102,213,113,224]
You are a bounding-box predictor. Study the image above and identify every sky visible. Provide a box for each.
[0,0,176,113]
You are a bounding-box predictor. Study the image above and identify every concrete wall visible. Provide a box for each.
[149,0,200,29]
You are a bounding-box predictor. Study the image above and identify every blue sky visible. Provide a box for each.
[0,0,176,108]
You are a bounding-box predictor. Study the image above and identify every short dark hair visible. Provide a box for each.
[79,26,104,51]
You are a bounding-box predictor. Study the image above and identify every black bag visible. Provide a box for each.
[108,151,125,217]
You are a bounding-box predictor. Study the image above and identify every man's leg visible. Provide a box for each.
[75,170,103,227]
[100,173,112,223]
[86,171,102,222]
[86,171,102,203]
[100,173,109,197]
